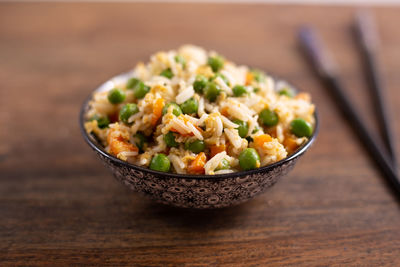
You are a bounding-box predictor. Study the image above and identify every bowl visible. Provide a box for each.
[79,72,318,209]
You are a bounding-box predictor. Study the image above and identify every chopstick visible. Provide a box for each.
[298,26,400,197]
[354,10,397,167]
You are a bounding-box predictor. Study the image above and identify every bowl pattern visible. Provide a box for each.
[92,147,298,208]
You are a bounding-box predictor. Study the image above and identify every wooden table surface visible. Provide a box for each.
[1,3,400,266]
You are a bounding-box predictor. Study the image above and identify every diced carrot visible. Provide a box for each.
[151,98,165,126]
[188,152,207,174]
[220,106,229,117]
[109,136,138,156]
[283,136,299,154]
[107,128,138,156]
[245,72,254,85]
[253,134,273,148]
[210,144,226,157]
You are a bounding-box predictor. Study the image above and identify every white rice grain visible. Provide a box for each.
[169,154,186,174]
[170,117,191,134]
[187,121,203,140]
[176,85,194,104]
[215,116,223,137]
[221,115,239,129]
[215,76,233,95]
[183,114,199,124]
[223,98,254,121]
[224,128,242,149]
[198,97,205,116]
[247,115,259,137]
[178,45,207,65]
[168,53,178,75]
[276,124,284,143]
[219,70,235,86]
[118,151,138,158]
[197,114,208,126]
[205,102,216,113]
[204,151,227,175]
[128,111,144,123]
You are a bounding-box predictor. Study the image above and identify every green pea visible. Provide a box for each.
[180,98,198,114]
[232,85,248,97]
[90,115,110,129]
[251,69,265,83]
[133,81,150,99]
[252,127,260,134]
[133,132,147,152]
[204,82,221,102]
[193,75,208,94]
[259,108,279,127]
[108,88,126,104]
[164,131,179,148]
[278,87,295,98]
[119,103,139,123]
[160,68,173,79]
[126,77,140,89]
[126,78,150,99]
[174,55,186,67]
[210,73,229,85]
[215,158,230,171]
[149,153,171,172]
[233,119,249,138]
[239,148,260,171]
[162,102,182,116]
[253,87,260,93]
[290,118,313,137]
[208,55,225,72]
[185,140,205,153]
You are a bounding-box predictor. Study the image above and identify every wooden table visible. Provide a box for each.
[1,3,399,266]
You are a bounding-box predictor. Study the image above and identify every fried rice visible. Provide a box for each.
[84,45,315,175]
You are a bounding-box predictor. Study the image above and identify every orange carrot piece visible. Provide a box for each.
[169,127,180,133]
[283,136,299,153]
[107,128,138,156]
[188,152,207,174]
[109,136,138,156]
[253,134,273,148]
[245,72,254,85]
[210,144,226,157]
[151,98,165,126]
[220,106,229,117]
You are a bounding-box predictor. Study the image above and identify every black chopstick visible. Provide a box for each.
[354,10,397,167]
[298,26,400,197]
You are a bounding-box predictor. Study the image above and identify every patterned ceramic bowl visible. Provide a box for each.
[79,72,318,209]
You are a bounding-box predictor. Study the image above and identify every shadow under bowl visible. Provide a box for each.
[79,72,319,209]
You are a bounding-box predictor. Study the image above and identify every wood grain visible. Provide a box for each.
[1,3,399,266]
